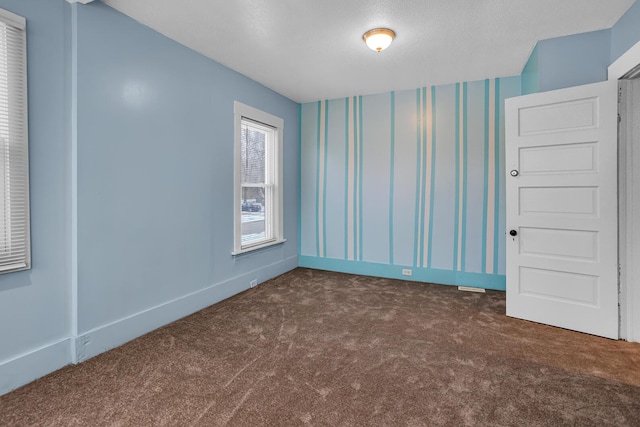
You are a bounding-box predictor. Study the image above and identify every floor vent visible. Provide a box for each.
[458,286,486,293]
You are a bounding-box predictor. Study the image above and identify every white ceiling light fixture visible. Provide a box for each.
[362,28,395,52]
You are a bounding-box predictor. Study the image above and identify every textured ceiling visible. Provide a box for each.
[100,0,635,103]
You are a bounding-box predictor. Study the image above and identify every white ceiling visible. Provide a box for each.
[100,0,635,103]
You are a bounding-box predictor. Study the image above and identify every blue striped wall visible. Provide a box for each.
[299,77,521,290]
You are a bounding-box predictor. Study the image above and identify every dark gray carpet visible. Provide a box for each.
[1,268,639,426]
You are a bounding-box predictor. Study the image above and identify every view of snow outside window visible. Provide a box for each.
[240,120,269,246]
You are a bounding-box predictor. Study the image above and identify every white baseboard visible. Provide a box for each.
[0,256,298,396]
[76,255,298,362]
[0,338,72,396]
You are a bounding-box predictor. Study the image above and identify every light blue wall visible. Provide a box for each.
[74,2,298,358]
[611,0,640,63]
[300,77,521,290]
[0,0,72,393]
[521,0,640,92]
[1,0,298,394]
[536,29,611,93]
[521,44,539,95]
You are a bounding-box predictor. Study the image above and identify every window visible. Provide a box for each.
[233,101,284,254]
[0,9,29,273]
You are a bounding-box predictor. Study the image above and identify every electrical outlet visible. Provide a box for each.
[402,269,412,276]
[250,279,257,288]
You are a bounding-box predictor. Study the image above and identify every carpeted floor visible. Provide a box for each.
[1,268,640,426]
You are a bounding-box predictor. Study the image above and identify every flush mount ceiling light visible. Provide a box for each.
[362,28,396,52]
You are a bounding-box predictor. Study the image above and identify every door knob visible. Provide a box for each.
[509,229,517,237]
[510,170,519,177]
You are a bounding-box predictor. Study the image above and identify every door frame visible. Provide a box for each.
[609,40,640,342]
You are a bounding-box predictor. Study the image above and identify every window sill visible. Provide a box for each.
[0,262,28,274]
[232,238,287,256]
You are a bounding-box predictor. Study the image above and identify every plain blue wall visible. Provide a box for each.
[611,0,640,63]
[0,0,298,394]
[536,29,611,93]
[75,3,298,335]
[521,44,538,95]
[521,0,640,92]
[0,0,71,366]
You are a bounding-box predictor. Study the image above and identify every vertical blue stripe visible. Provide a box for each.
[453,83,461,270]
[322,100,329,258]
[493,78,501,274]
[358,96,364,261]
[460,82,468,272]
[388,92,396,265]
[481,80,489,274]
[344,97,349,259]
[315,101,321,256]
[426,86,437,269]
[298,104,302,256]
[413,89,422,267]
[353,96,358,260]
[419,87,428,268]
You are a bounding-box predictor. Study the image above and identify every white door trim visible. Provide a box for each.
[609,40,640,343]
[618,79,640,343]
[618,79,630,341]
[609,40,640,81]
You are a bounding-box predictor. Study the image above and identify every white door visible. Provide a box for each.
[505,80,619,339]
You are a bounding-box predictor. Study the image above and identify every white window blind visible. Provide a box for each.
[0,9,29,273]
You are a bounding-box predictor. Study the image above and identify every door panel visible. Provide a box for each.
[519,187,598,217]
[505,80,618,339]
[519,227,598,261]
[519,142,598,174]
[519,267,599,306]
[518,97,598,135]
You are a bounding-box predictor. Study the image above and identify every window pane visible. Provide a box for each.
[234,101,282,255]
[241,186,267,246]
[240,122,266,184]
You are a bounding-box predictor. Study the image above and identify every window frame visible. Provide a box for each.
[0,8,30,274]
[232,101,285,255]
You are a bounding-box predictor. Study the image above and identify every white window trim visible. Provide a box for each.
[0,8,25,29]
[232,101,285,255]
[0,8,30,274]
